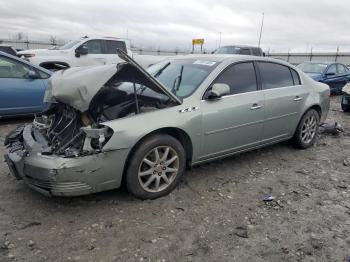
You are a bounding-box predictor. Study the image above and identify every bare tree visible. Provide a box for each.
[50,35,57,46]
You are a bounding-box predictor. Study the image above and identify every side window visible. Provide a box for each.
[85,40,103,54]
[252,48,262,56]
[258,62,294,89]
[213,62,257,95]
[105,40,127,54]
[240,49,251,55]
[337,64,346,74]
[0,56,32,79]
[327,64,337,74]
[290,68,301,85]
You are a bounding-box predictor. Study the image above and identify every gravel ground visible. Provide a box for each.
[0,96,349,262]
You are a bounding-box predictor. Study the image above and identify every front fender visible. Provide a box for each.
[100,104,202,161]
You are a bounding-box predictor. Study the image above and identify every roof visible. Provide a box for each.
[163,54,292,65]
[300,61,333,65]
[219,45,261,49]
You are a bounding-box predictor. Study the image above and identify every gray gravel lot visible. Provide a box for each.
[0,96,349,262]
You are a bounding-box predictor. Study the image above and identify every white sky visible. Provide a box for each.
[0,0,349,52]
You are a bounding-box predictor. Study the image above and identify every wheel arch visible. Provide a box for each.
[293,104,322,136]
[121,127,193,184]
[39,61,70,71]
[308,104,322,118]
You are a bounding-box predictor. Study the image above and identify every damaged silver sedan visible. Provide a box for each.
[4,50,330,199]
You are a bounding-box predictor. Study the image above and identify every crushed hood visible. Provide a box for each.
[44,49,182,112]
[44,65,118,112]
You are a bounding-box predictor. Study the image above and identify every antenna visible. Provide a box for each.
[258,12,264,47]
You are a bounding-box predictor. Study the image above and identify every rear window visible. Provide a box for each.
[105,40,127,54]
[290,69,301,85]
[252,48,262,56]
[258,62,294,89]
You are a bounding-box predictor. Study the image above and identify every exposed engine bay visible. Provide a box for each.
[27,62,176,157]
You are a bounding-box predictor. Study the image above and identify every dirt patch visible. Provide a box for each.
[0,97,349,262]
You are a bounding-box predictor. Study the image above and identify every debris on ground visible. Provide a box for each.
[262,195,275,202]
[233,226,248,238]
[319,122,344,136]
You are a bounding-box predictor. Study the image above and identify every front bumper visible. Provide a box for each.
[4,124,129,197]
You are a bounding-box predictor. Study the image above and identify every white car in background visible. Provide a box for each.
[17,36,166,70]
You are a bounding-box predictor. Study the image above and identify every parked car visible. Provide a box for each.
[0,45,17,56]
[297,61,350,94]
[4,51,330,199]
[213,45,264,56]
[17,36,162,71]
[341,82,350,112]
[0,51,52,118]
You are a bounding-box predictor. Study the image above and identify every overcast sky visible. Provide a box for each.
[0,0,349,52]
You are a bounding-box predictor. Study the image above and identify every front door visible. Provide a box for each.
[323,64,345,92]
[200,62,264,159]
[76,40,106,66]
[0,55,46,116]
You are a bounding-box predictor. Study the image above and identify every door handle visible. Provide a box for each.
[294,96,302,101]
[250,103,262,110]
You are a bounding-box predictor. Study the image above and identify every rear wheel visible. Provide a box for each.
[292,109,320,149]
[125,134,186,199]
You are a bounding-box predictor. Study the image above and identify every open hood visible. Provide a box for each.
[44,49,182,112]
[116,49,182,105]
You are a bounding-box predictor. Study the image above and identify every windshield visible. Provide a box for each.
[57,40,81,50]
[214,46,241,54]
[146,59,218,97]
[297,62,328,74]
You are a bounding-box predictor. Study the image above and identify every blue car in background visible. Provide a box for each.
[297,61,350,94]
[0,51,52,118]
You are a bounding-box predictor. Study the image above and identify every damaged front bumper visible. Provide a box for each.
[4,124,129,197]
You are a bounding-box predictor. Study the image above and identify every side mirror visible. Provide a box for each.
[27,70,39,79]
[207,83,230,99]
[75,45,88,57]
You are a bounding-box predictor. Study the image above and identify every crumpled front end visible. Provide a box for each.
[4,109,129,196]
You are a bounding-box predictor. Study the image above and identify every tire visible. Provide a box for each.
[292,109,320,149]
[341,96,350,112]
[125,134,186,200]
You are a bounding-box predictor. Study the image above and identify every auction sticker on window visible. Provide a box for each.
[193,60,216,66]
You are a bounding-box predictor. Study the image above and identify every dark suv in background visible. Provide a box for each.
[213,45,264,56]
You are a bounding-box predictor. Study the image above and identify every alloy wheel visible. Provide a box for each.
[138,146,179,193]
[301,114,317,144]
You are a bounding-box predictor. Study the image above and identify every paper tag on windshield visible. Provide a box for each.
[193,60,216,66]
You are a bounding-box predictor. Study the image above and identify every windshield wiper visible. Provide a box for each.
[153,62,170,78]
[171,65,184,95]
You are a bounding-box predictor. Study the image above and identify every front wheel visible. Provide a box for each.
[125,134,186,200]
[292,109,320,149]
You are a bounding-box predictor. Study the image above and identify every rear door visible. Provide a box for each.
[323,64,345,92]
[257,62,306,143]
[103,40,127,65]
[0,55,47,116]
[200,62,264,159]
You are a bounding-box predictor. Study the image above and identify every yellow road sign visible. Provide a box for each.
[192,39,204,45]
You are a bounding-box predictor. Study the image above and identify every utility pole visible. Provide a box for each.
[219,32,222,48]
[258,12,264,47]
